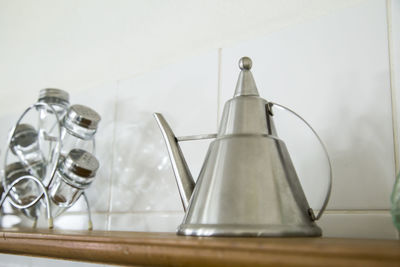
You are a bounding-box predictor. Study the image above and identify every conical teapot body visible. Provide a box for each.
[156,57,328,237]
[178,92,321,236]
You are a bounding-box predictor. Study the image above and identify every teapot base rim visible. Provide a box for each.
[177,223,322,237]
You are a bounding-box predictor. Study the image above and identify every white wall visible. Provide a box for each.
[0,0,399,266]
[0,0,363,116]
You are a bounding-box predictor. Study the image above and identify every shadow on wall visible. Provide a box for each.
[111,109,181,213]
[321,70,394,210]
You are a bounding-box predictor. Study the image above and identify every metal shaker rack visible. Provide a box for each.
[0,89,100,230]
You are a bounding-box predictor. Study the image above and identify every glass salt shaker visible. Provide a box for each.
[61,104,101,156]
[38,88,70,122]
[4,162,42,219]
[9,123,46,178]
[48,148,99,217]
[37,89,69,164]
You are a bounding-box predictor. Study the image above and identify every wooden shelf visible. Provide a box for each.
[0,228,399,266]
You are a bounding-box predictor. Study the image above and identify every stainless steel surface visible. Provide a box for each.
[9,123,46,179]
[268,102,332,220]
[238,56,252,70]
[47,150,98,218]
[178,224,321,237]
[64,104,101,131]
[38,88,69,107]
[3,102,62,205]
[82,192,93,230]
[153,113,195,211]
[155,56,331,237]
[0,173,53,228]
[179,134,321,236]
[234,57,259,97]
[4,162,42,219]
[1,93,99,230]
[177,133,217,142]
[1,102,62,226]
[62,149,99,179]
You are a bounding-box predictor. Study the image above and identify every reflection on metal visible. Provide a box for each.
[177,134,217,142]
[268,102,332,221]
[155,57,332,237]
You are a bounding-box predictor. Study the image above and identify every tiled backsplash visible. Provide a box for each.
[220,0,395,211]
[1,0,399,242]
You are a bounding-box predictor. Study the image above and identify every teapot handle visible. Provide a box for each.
[268,102,332,220]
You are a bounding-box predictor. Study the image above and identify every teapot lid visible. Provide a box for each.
[234,57,259,97]
[217,56,277,137]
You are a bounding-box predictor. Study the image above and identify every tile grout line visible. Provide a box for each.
[217,48,222,128]
[63,210,185,216]
[386,0,399,175]
[324,210,391,215]
[106,80,119,231]
[385,0,399,240]
[63,209,391,216]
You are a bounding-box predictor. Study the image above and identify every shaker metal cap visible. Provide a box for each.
[62,149,99,178]
[64,104,101,130]
[10,123,38,149]
[38,88,70,106]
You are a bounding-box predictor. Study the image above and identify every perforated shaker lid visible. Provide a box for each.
[64,104,101,130]
[62,149,99,178]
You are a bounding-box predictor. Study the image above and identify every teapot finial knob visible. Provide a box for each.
[239,57,252,70]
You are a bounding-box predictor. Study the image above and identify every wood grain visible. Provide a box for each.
[0,228,399,266]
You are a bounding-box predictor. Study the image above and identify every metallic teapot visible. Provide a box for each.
[154,57,332,237]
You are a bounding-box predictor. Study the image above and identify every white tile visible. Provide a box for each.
[0,213,35,229]
[220,0,394,210]
[52,213,107,231]
[391,0,400,230]
[27,212,107,231]
[0,194,108,230]
[0,200,107,231]
[109,212,184,232]
[392,0,400,169]
[318,212,398,240]
[111,50,219,213]
[0,254,108,267]
[27,257,107,267]
[0,200,40,230]
[0,254,33,267]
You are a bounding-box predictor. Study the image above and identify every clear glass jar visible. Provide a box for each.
[60,104,101,157]
[5,162,42,219]
[9,123,46,178]
[48,149,99,217]
[38,88,70,127]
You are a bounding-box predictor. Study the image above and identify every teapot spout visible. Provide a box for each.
[153,113,195,211]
